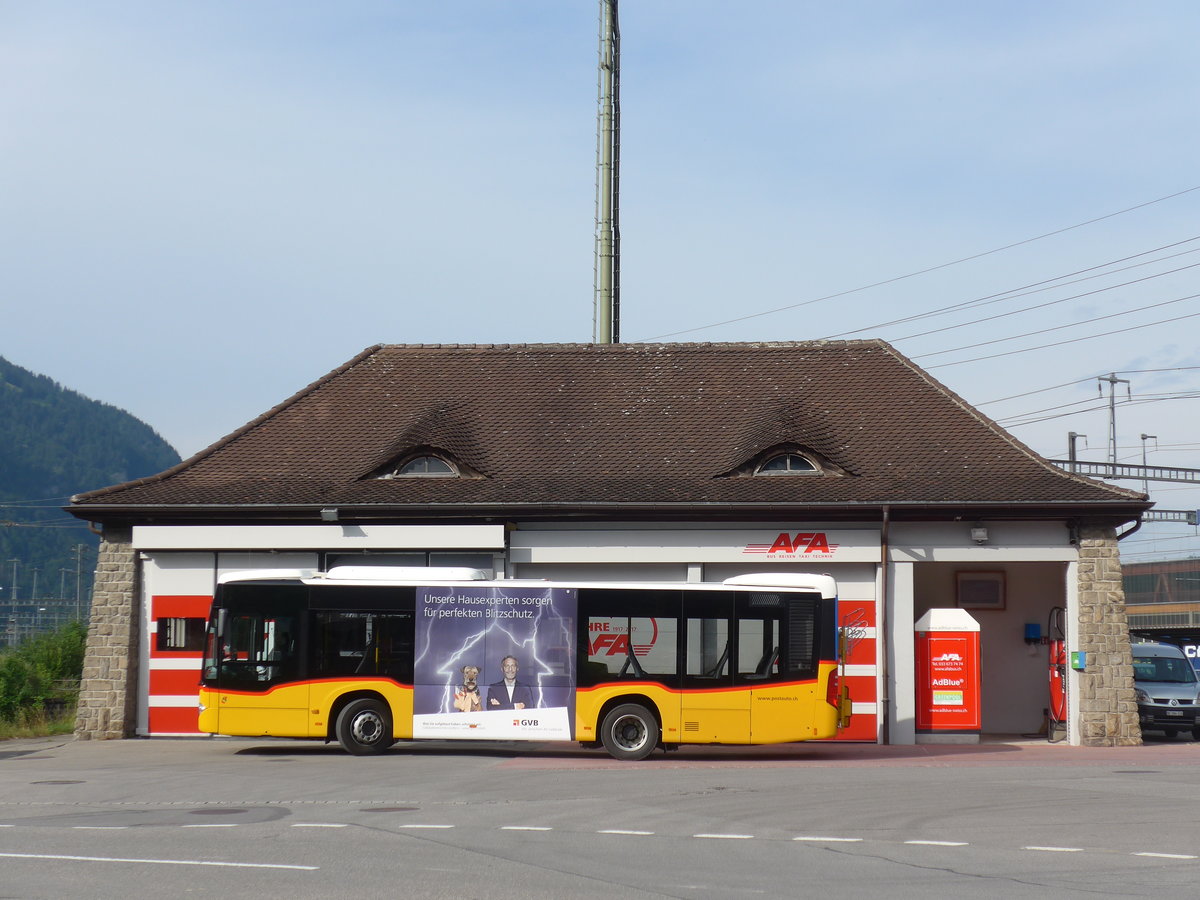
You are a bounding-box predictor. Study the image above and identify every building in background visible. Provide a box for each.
[1125,558,1200,656]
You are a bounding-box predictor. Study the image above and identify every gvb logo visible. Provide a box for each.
[513,719,540,727]
[743,532,839,557]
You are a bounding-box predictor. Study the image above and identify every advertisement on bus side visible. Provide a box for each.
[412,586,577,740]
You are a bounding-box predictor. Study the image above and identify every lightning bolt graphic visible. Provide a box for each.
[414,587,576,714]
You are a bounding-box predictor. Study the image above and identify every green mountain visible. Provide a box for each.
[0,357,180,625]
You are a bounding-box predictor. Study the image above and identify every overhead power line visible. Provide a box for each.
[889,261,1200,344]
[923,306,1200,370]
[823,237,1200,340]
[915,291,1200,361]
[978,367,1200,407]
[638,185,1200,341]
[1001,392,1200,428]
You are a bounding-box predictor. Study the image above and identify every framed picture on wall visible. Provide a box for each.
[956,571,1006,610]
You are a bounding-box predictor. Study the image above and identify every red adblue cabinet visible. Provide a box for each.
[914,608,981,744]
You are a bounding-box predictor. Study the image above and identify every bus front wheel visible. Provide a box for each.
[600,703,658,761]
[335,698,395,755]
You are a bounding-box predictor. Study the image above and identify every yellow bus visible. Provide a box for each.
[199,567,850,760]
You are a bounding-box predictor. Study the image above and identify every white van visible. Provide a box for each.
[1131,641,1200,739]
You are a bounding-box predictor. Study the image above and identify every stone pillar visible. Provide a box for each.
[74,528,140,740]
[1074,523,1141,746]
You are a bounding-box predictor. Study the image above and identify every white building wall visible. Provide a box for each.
[887,561,916,744]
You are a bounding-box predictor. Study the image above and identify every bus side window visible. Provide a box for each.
[584,616,678,681]
[578,589,682,688]
[367,614,414,683]
[733,592,791,684]
[737,618,780,681]
[311,613,367,677]
[311,612,413,683]
[686,617,730,681]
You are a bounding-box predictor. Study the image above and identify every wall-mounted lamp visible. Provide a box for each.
[320,507,339,523]
[1024,623,1042,645]
[970,524,989,544]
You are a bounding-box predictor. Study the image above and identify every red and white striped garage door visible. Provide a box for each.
[832,597,878,741]
[147,594,211,735]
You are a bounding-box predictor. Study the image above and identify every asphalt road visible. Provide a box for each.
[3,735,1200,899]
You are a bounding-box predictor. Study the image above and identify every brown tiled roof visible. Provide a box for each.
[70,341,1145,521]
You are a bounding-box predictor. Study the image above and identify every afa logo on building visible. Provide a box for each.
[588,618,659,657]
[743,532,840,558]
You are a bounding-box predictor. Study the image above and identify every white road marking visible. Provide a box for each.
[598,829,655,835]
[13,816,1194,866]
[1023,846,1084,853]
[0,852,316,870]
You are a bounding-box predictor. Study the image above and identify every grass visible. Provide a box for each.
[0,704,77,740]
[0,622,86,739]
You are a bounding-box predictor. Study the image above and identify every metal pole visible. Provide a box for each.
[1141,434,1157,496]
[1097,373,1131,464]
[8,559,18,602]
[594,0,620,344]
[75,544,85,621]
[1067,432,1086,474]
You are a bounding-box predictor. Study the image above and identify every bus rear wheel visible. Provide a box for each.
[600,703,658,761]
[336,698,395,755]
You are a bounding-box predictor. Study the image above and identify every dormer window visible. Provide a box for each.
[754,453,818,475]
[718,445,844,480]
[379,455,458,478]
[364,445,485,481]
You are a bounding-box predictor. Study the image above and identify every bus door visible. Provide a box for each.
[742,591,825,743]
[213,610,308,736]
[683,607,750,743]
[740,609,793,743]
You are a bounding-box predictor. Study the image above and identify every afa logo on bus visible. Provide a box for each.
[743,532,839,557]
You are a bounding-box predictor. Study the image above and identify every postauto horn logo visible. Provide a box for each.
[743,532,839,558]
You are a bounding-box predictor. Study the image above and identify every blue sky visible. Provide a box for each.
[3,1,1199,561]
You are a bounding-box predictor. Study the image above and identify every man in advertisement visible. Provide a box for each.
[487,655,535,710]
